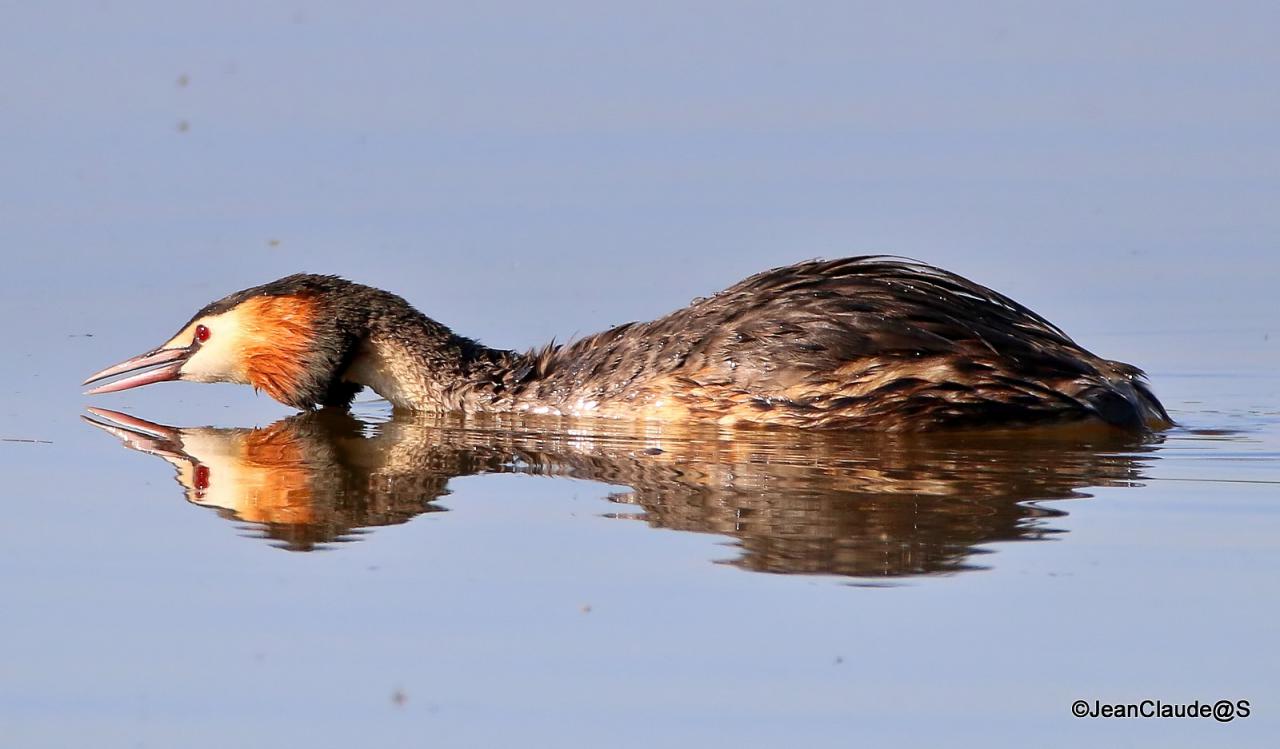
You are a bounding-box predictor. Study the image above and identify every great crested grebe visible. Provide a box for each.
[84,256,1168,431]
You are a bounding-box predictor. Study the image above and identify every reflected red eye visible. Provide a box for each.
[194,465,210,493]
[195,324,210,342]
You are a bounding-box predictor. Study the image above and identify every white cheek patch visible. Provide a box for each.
[180,341,248,384]
[174,310,253,385]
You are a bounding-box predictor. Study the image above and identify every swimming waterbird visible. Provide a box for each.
[83,257,1167,431]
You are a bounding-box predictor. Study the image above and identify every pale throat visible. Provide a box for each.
[340,333,506,412]
[341,336,432,410]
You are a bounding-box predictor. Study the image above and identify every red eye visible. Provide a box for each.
[195,324,210,342]
[194,465,210,492]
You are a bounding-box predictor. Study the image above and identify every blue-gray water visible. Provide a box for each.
[2,3,1278,747]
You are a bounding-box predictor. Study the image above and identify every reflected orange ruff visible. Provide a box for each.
[213,421,314,526]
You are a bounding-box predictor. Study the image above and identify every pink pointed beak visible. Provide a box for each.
[83,342,195,395]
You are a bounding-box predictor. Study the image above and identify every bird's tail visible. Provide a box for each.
[1080,363,1171,430]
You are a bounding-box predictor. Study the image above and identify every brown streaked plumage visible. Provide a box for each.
[84,256,1169,431]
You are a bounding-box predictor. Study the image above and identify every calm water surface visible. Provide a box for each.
[3,2,1279,747]
[2,362,1275,747]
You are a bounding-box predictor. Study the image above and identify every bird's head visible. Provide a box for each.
[83,274,369,409]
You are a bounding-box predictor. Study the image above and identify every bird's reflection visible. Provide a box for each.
[83,407,1160,579]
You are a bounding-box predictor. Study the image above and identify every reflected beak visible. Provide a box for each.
[81,407,187,461]
[82,344,194,395]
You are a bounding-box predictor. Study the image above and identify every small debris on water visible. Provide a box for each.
[176,73,189,87]
[267,238,281,248]
[580,604,592,614]
[176,119,190,133]
[391,688,407,707]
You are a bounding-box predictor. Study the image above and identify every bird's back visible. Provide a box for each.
[522,257,1167,431]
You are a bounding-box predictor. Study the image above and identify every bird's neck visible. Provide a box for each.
[340,313,523,412]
